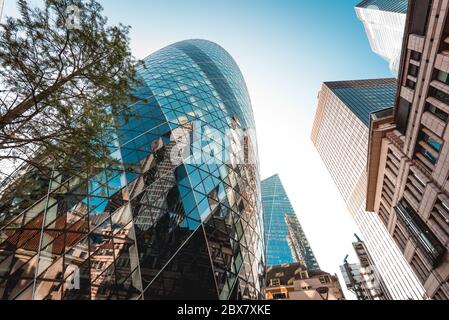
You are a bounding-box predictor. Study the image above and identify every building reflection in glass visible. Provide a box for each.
[0,40,264,300]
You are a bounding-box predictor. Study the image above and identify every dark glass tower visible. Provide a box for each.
[261,174,319,270]
[0,40,264,300]
[356,0,408,13]
[325,79,397,126]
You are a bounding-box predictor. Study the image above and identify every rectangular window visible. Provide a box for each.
[432,87,449,105]
[411,51,422,61]
[419,129,443,152]
[406,79,416,90]
[319,275,330,284]
[270,279,280,287]
[396,98,411,134]
[395,199,446,267]
[300,271,309,280]
[426,103,449,122]
[438,71,449,85]
[417,145,438,165]
[409,64,419,77]
[272,292,287,300]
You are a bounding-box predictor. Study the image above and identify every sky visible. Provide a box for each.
[3,0,394,299]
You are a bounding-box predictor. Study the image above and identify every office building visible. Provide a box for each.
[0,40,265,300]
[266,262,345,300]
[366,0,449,299]
[340,235,391,300]
[311,78,426,299]
[340,262,369,300]
[262,174,319,270]
[355,0,408,75]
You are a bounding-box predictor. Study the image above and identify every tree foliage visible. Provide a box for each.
[0,0,140,187]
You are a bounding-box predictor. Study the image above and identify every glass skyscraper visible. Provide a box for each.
[311,79,426,300]
[0,39,265,300]
[262,174,319,270]
[355,0,408,75]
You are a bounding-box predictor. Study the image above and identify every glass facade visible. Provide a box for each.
[326,80,397,127]
[0,39,265,300]
[395,200,445,267]
[356,0,408,13]
[261,174,319,270]
[311,79,426,300]
[355,0,407,75]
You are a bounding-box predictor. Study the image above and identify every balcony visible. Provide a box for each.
[395,200,446,267]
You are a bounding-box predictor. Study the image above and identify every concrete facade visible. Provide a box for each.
[366,0,449,299]
[311,79,426,300]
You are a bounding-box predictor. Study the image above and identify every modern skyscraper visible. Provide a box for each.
[0,39,265,300]
[311,78,427,300]
[355,0,408,75]
[262,174,319,270]
[366,0,449,299]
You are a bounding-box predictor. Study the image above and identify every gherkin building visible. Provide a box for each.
[0,40,265,300]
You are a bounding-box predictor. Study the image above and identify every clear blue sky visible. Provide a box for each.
[4,0,393,299]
